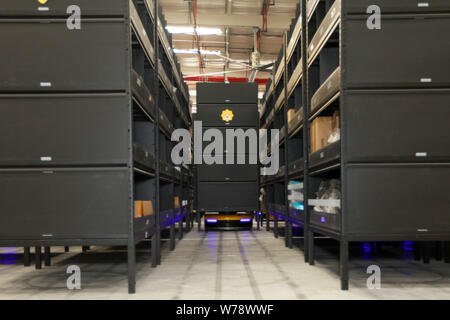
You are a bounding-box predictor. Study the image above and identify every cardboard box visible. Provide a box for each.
[134,201,143,218]
[332,110,340,130]
[287,109,296,123]
[142,201,154,216]
[174,196,180,209]
[310,116,333,153]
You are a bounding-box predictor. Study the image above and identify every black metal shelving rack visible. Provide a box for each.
[0,0,193,294]
[260,1,308,254]
[260,0,450,290]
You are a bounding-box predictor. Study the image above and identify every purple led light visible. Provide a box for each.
[240,218,251,223]
[257,212,262,216]
[320,217,326,223]
[206,219,218,223]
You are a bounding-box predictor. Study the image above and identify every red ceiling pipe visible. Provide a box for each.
[184,76,269,85]
[258,0,271,51]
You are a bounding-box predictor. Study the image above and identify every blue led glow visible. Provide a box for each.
[206,219,218,223]
[320,217,326,223]
[240,218,251,223]
[0,247,17,265]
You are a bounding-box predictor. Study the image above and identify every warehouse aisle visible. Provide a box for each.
[1,225,450,299]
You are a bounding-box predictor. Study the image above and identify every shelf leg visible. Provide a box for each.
[157,228,161,266]
[151,233,158,268]
[308,231,315,265]
[185,212,190,232]
[266,213,270,231]
[444,242,450,263]
[285,221,289,248]
[422,242,430,264]
[435,242,443,261]
[197,211,201,231]
[24,247,31,267]
[340,240,349,291]
[304,225,310,263]
[413,242,421,261]
[274,217,278,238]
[178,216,183,240]
[64,246,69,252]
[44,247,51,267]
[288,223,293,249]
[127,242,136,294]
[170,223,176,251]
[35,246,42,270]
[256,213,260,231]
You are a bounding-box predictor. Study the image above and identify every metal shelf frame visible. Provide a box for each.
[0,0,193,294]
[260,0,450,290]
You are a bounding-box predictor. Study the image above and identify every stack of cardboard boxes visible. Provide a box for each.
[310,110,340,153]
[174,196,180,209]
[134,201,154,218]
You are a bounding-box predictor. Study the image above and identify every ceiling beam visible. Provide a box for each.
[163,12,289,30]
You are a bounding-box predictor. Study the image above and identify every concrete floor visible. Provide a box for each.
[1,223,449,299]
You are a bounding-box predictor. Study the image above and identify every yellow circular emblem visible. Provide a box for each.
[38,0,48,4]
[221,109,234,122]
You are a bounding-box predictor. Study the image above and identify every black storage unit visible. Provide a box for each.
[0,0,193,294]
[259,0,450,290]
[196,83,259,213]
[260,0,305,250]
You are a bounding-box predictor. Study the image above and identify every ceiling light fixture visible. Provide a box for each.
[166,26,223,36]
[173,48,222,55]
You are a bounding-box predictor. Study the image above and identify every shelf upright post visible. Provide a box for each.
[274,216,279,238]
[44,246,51,266]
[301,0,310,263]
[127,6,136,293]
[339,239,349,290]
[23,247,30,267]
[339,4,347,288]
[414,242,421,261]
[178,170,184,240]
[283,32,292,249]
[152,0,161,268]
[35,246,42,270]
[170,186,176,251]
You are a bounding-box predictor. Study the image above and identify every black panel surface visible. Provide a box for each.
[197,83,258,104]
[133,143,155,171]
[288,158,304,176]
[345,164,450,237]
[197,164,258,182]
[0,168,129,240]
[198,182,258,212]
[309,141,341,171]
[0,94,129,166]
[343,0,450,14]
[0,20,128,92]
[310,211,340,232]
[344,16,450,88]
[0,0,128,16]
[194,127,259,156]
[132,70,155,117]
[343,90,450,162]
[196,104,258,127]
[310,67,340,115]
